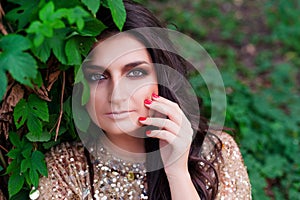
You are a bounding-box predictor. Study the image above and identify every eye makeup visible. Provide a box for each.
[82,61,152,83]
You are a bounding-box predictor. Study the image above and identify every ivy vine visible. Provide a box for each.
[0,0,126,198]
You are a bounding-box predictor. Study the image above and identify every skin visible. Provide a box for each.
[83,33,200,199]
[83,33,158,153]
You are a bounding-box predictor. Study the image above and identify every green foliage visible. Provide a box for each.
[82,0,101,14]
[14,94,49,137]
[140,0,300,199]
[105,0,127,31]
[265,0,300,54]
[1,0,126,198]
[6,132,47,197]
[0,34,37,97]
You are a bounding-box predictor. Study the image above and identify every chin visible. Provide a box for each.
[101,122,143,136]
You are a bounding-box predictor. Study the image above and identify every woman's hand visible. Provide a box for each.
[139,93,194,176]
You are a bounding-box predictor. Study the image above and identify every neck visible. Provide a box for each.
[105,132,146,153]
[97,128,147,163]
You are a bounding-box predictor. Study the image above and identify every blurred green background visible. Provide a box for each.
[139,0,300,199]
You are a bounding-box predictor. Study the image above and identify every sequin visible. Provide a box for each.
[91,147,147,199]
[37,132,251,199]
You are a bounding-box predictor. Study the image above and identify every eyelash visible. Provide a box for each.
[127,68,148,78]
[85,68,149,82]
[86,73,107,82]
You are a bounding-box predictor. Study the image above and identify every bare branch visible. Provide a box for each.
[0,3,8,35]
[55,71,65,141]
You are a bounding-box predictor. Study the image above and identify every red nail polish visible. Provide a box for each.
[144,99,152,105]
[146,130,151,135]
[139,117,147,121]
[152,93,159,98]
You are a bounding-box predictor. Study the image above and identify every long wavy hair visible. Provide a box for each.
[96,1,222,199]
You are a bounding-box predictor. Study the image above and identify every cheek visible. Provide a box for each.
[131,84,158,103]
[85,85,105,122]
[85,98,97,125]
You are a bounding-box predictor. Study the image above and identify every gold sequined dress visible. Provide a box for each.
[37,132,251,199]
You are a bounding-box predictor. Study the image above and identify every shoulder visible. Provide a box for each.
[37,142,92,199]
[212,131,252,199]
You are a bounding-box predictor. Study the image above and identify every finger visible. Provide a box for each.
[144,98,185,125]
[139,117,179,135]
[146,130,177,144]
[151,93,183,114]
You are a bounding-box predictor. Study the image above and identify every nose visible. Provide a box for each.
[108,77,128,105]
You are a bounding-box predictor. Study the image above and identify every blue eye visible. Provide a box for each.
[127,69,148,77]
[87,73,106,81]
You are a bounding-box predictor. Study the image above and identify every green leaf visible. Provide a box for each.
[6,0,41,29]
[14,94,49,135]
[0,35,37,87]
[64,6,90,30]
[52,0,80,9]
[7,149,21,159]
[3,52,37,86]
[39,2,55,22]
[65,37,82,65]
[6,160,17,174]
[33,34,45,47]
[43,139,61,150]
[107,0,126,31]
[21,143,32,159]
[78,18,106,37]
[31,151,48,177]
[0,34,31,52]
[32,71,44,88]
[261,155,288,178]
[0,165,3,171]
[49,30,68,64]
[81,0,101,14]
[74,67,90,105]
[72,90,91,131]
[31,29,68,63]
[8,172,25,197]
[20,158,31,173]
[10,189,30,200]
[8,132,22,147]
[28,95,49,122]
[81,79,90,105]
[0,70,7,100]
[13,99,28,128]
[26,131,51,142]
[78,37,96,56]
[29,169,39,187]
[31,40,51,62]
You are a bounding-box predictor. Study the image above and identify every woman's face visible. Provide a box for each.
[83,33,158,136]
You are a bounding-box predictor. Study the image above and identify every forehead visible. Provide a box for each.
[83,33,151,68]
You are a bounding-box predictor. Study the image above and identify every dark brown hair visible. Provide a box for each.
[96,1,222,199]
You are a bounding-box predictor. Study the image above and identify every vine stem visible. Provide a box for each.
[55,71,65,141]
[0,149,7,168]
[0,3,8,35]
[0,145,8,153]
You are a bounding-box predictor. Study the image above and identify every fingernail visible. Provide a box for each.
[152,93,159,98]
[138,117,147,121]
[146,130,151,135]
[144,99,152,105]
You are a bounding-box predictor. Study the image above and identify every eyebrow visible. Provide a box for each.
[83,61,150,73]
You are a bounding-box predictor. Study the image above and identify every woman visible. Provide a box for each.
[37,0,251,199]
